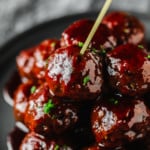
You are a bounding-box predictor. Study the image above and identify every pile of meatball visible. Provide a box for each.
[9,11,150,150]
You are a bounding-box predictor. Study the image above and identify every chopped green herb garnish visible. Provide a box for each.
[92,48,97,53]
[100,45,106,55]
[30,86,36,94]
[101,49,106,55]
[83,76,90,86]
[147,54,150,59]
[109,98,118,105]
[54,144,59,150]
[43,99,55,114]
[138,45,144,49]
[114,100,118,105]
[78,41,84,48]
[51,42,56,47]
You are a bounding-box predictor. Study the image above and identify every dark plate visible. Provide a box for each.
[0,11,150,150]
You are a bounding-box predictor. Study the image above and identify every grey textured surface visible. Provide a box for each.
[0,0,150,47]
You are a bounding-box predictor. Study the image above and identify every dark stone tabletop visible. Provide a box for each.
[0,0,149,48]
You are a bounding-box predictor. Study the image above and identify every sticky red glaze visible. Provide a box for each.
[45,45,103,101]
[16,47,35,80]
[106,44,150,96]
[19,132,73,150]
[5,12,150,150]
[61,19,117,50]
[19,132,50,150]
[33,39,60,82]
[24,83,78,135]
[7,125,27,150]
[102,11,145,46]
[82,145,127,150]
[82,144,101,150]
[14,80,34,123]
[16,39,60,83]
[91,97,150,148]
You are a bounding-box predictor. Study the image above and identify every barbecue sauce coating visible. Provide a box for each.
[45,45,103,101]
[16,47,35,80]
[24,83,78,135]
[91,97,150,148]
[19,132,50,150]
[6,11,150,150]
[19,132,73,150]
[16,39,60,83]
[106,44,150,96]
[102,11,145,46]
[61,19,116,50]
[14,81,34,123]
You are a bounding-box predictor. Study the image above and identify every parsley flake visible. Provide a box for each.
[30,86,36,94]
[54,144,59,150]
[92,48,97,53]
[138,45,144,49]
[43,99,55,114]
[101,49,106,55]
[78,41,84,48]
[83,76,90,86]
[100,45,106,55]
[147,54,150,59]
[109,98,118,105]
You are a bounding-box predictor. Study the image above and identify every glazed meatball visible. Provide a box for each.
[45,45,103,101]
[19,132,50,150]
[91,96,150,148]
[102,11,145,46]
[16,47,35,80]
[61,19,116,51]
[106,44,150,96]
[7,125,27,150]
[14,81,34,123]
[16,39,60,83]
[32,39,60,82]
[19,132,73,150]
[24,83,78,135]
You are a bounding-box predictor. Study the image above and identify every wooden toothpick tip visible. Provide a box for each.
[80,0,112,55]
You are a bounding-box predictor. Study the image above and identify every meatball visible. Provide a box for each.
[14,80,34,123]
[45,45,103,101]
[102,11,145,46]
[32,39,60,82]
[7,125,27,150]
[24,83,78,135]
[61,19,116,51]
[19,132,50,150]
[19,132,73,150]
[106,44,150,96]
[91,96,150,148]
[16,39,60,83]
[16,47,35,80]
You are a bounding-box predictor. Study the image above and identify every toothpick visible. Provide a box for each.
[80,0,112,55]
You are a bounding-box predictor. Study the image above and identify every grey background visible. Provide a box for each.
[0,0,150,47]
